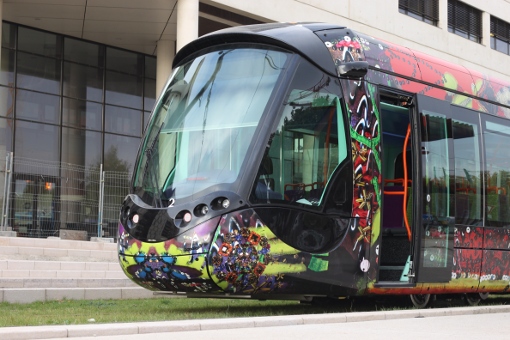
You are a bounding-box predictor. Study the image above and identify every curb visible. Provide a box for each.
[1,305,510,339]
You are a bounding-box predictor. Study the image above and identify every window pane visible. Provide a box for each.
[105,71,143,109]
[105,105,141,136]
[18,26,61,58]
[2,22,16,49]
[251,60,346,207]
[64,37,104,67]
[496,38,508,54]
[1,48,15,86]
[145,56,156,79]
[452,119,482,225]
[104,134,140,173]
[63,62,103,102]
[62,127,102,169]
[106,47,143,75]
[144,77,156,111]
[0,86,14,118]
[448,0,481,43]
[16,90,60,124]
[17,52,61,94]
[0,117,14,153]
[483,119,510,227]
[15,120,59,163]
[63,98,102,131]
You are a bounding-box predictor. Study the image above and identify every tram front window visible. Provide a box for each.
[251,59,348,207]
[133,47,290,206]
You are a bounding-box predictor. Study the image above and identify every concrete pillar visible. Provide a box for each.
[156,40,175,96]
[482,11,491,48]
[176,0,199,52]
[438,0,448,31]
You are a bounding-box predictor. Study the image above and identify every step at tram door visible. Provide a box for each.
[379,92,454,285]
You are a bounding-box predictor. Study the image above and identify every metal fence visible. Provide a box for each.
[0,152,130,241]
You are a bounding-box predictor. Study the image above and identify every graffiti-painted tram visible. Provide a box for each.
[118,23,510,308]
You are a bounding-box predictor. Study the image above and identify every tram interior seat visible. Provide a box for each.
[284,182,323,204]
[255,156,282,200]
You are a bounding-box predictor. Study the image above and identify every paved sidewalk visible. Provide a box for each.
[2,305,510,340]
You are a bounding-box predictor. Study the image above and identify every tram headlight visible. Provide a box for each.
[221,199,230,209]
[194,204,209,217]
[210,196,230,211]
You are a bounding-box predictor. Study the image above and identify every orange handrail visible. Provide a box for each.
[403,124,412,241]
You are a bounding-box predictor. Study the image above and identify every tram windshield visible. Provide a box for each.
[132,46,291,206]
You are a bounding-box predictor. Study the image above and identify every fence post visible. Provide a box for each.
[1,152,13,231]
[97,164,105,238]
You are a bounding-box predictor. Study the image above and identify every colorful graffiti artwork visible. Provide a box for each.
[319,31,382,286]
[319,28,510,290]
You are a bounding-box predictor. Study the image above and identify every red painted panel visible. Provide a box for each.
[452,248,482,281]
[454,226,484,249]
[483,227,510,250]
[480,249,510,286]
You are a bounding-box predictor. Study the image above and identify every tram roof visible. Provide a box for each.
[174,22,510,113]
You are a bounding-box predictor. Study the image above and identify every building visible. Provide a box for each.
[1,0,510,239]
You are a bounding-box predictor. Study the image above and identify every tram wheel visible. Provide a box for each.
[410,294,433,308]
[465,292,489,306]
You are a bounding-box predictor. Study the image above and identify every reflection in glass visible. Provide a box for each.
[62,127,102,169]
[106,47,143,75]
[16,90,60,124]
[105,71,143,109]
[144,77,156,111]
[133,47,289,205]
[15,120,59,163]
[1,48,15,86]
[0,86,15,118]
[105,105,142,137]
[17,52,60,95]
[63,62,103,102]
[452,119,482,225]
[64,37,104,67]
[483,119,510,227]
[63,98,102,131]
[2,22,16,49]
[0,117,14,152]
[104,134,140,173]
[18,26,61,58]
[145,56,156,79]
[420,111,451,268]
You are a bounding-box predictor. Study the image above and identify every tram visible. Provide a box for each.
[118,22,510,308]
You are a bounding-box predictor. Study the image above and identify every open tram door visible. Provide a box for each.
[379,92,454,301]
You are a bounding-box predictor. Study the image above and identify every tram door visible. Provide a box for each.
[12,174,59,238]
[379,93,453,284]
[413,94,454,283]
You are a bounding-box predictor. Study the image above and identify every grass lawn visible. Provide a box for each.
[1,294,508,327]
[0,297,341,327]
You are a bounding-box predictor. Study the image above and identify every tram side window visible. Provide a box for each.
[451,118,482,226]
[251,60,348,207]
[483,118,510,227]
[421,112,451,221]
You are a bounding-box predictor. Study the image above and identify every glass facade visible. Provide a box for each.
[0,21,156,173]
